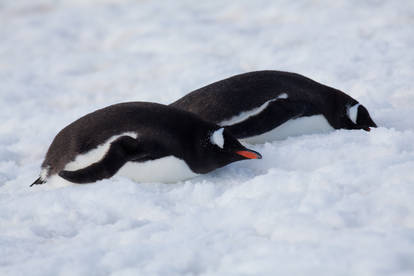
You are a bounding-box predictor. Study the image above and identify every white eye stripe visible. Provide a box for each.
[210,128,225,149]
[348,104,359,124]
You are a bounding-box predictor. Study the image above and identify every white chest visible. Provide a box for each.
[241,115,334,144]
[116,156,199,183]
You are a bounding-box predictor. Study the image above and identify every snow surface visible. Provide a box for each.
[1,0,414,275]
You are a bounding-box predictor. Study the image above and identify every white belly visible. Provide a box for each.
[116,156,199,183]
[241,115,334,144]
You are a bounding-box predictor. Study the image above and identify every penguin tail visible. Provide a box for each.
[30,177,45,187]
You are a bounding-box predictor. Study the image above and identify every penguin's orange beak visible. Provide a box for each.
[236,150,262,159]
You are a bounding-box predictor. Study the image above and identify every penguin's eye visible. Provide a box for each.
[210,128,224,149]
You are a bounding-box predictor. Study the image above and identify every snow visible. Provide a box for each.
[1,0,414,275]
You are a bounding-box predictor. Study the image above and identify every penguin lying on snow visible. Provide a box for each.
[170,70,377,144]
[31,102,261,185]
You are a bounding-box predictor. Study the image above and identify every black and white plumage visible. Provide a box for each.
[170,70,377,144]
[31,102,261,186]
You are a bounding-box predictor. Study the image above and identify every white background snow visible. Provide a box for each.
[1,0,414,275]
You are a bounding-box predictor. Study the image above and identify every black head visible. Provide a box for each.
[345,103,377,132]
[356,105,377,131]
[188,127,262,174]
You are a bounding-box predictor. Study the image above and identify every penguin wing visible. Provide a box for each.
[224,100,312,139]
[59,135,150,184]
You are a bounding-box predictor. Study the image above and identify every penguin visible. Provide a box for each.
[170,70,377,144]
[31,102,261,186]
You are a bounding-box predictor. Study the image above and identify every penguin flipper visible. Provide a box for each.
[59,135,149,184]
[225,100,312,139]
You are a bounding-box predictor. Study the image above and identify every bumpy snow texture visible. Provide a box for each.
[1,1,414,275]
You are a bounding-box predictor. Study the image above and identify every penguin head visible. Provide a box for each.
[190,127,262,174]
[356,105,377,131]
[348,103,377,131]
[210,127,262,160]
